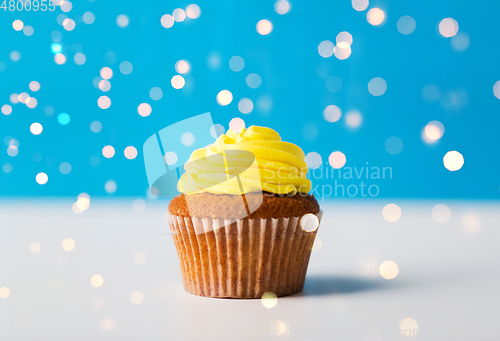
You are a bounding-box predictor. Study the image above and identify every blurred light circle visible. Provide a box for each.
[443,151,464,171]
[367,8,385,26]
[257,95,273,112]
[368,77,387,96]
[91,274,104,287]
[18,92,30,104]
[161,14,174,28]
[83,12,95,24]
[229,117,245,132]
[351,0,369,11]
[60,0,72,12]
[229,56,245,72]
[51,43,62,54]
[100,67,113,80]
[328,151,346,169]
[36,172,48,185]
[57,113,70,125]
[451,32,470,51]
[326,76,343,93]
[432,204,451,223]
[98,80,111,92]
[102,145,115,158]
[26,97,37,109]
[7,146,18,157]
[397,15,416,35]
[238,98,253,114]
[210,124,225,138]
[149,87,163,101]
[181,132,195,146]
[59,162,71,174]
[124,146,138,160]
[97,96,111,109]
[269,321,286,336]
[318,40,334,58]
[105,180,117,194]
[399,318,419,337]
[256,19,273,35]
[382,203,401,222]
[379,260,399,279]
[422,84,441,103]
[51,30,62,42]
[345,110,362,128]
[334,45,351,60]
[261,291,278,308]
[62,238,75,251]
[54,53,66,65]
[30,123,43,135]
[175,60,190,74]
[494,81,500,100]
[116,14,129,27]
[23,25,34,36]
[120,61,133,75]
[425,121,445,141]
[10,51,21,61]
[90,121,102,133]
[336,31,353,47]
[439,18,459,38]
[305,152,322,169]
[130,291,144,305]
[1,105,12,115]
[274,0,290,14]
[62,18,75,31]
[245,73,262,89]
[99,318,114,331]
[216,90,233,106]
[171,75,185,89]
[323,105,342,123]
[132,200,146,213]
[0,287,10,299]
[30,242,42,253]
[13,20,24,31]
[385,136,404,155]
[74,53,86,65]
[3,163,13,173]
[462,213,481,234]
[29,81,40,92]
[133,251,147,264]
[164,151,178,165]
[186,4,201,19]
[172,8,186,22]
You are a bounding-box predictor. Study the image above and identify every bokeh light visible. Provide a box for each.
[424,121,445,141]
[443,151,464,171]
[229,117,245,132]
[300,213,320,232]
[138,103,152,117]
[57,113,70,125]
[368,77,387,96]
[102,145,115,158]
[385,136,404,155]
[171,75,185,89]
[367,8,385,26]
[186,4,201,19]
[161,14,175,28]
[13,20,24,31]
[2,105,12,115]
[105,180,117,194]
[432,204,451,223]
[62,238,76,251]
[462,213,481,234]
[10,51,21,62]
[382,203,401,222]
[323,105,342,122]
[397,16,416,35]
[59,162,71,175]
[30,242,42,254]
[318,40,334,58]
[29,81,40,92]
[97,96,111,109]
[399,318,419,337]
[172,8,186,22]
[334,45,351,60]
[351,0,368,11]
[62,18,75,31]
[0,287,11,299]
[90,274,104,288]
[274,0,290,15]
[60,0,72,12]
[116,14,129,27]
[130,291,144,305]
[23,25,34,36]
[245,73,262,88]
[336,32,353,47]
[100,67,113,80]
[328,151,346,169]
[30,123,43,135]
[216,90,233,106]
[175,60,190,74]
[54,53,66,65]
[439,18,459,38]
[124,146,138,160]
[305,152,322,169]
[238,98,253,114]
[181,132,195,146]
[229,56,245,72]
[379,260,399,279]
[120,61,133,75]
[210,124,225,139]
[83,12,95,24]
[164,151,178,165]
[345,110,362,128]
[451,32,470,51]
[261,292,278,308]
[269,321,286,336]
[36,172,48,185]
[98,80,111,92]
[256,19,273,35]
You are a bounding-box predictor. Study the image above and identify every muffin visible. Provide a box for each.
[168,125,321,298]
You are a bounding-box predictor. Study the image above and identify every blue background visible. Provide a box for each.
[1,0,499,199]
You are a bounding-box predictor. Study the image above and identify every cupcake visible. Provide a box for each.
[168,125,321,298]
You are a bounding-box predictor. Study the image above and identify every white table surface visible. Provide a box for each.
[1,199,499,341]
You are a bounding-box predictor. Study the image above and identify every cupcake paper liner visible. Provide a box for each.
[168,212,322,299]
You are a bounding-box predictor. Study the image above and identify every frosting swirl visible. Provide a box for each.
[178,125,311,195]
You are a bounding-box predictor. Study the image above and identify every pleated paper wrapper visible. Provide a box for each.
[168,212,323,299]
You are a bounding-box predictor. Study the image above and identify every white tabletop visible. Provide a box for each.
[1,199,499,340]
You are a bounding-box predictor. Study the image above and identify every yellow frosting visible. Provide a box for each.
[178,125,311,195]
